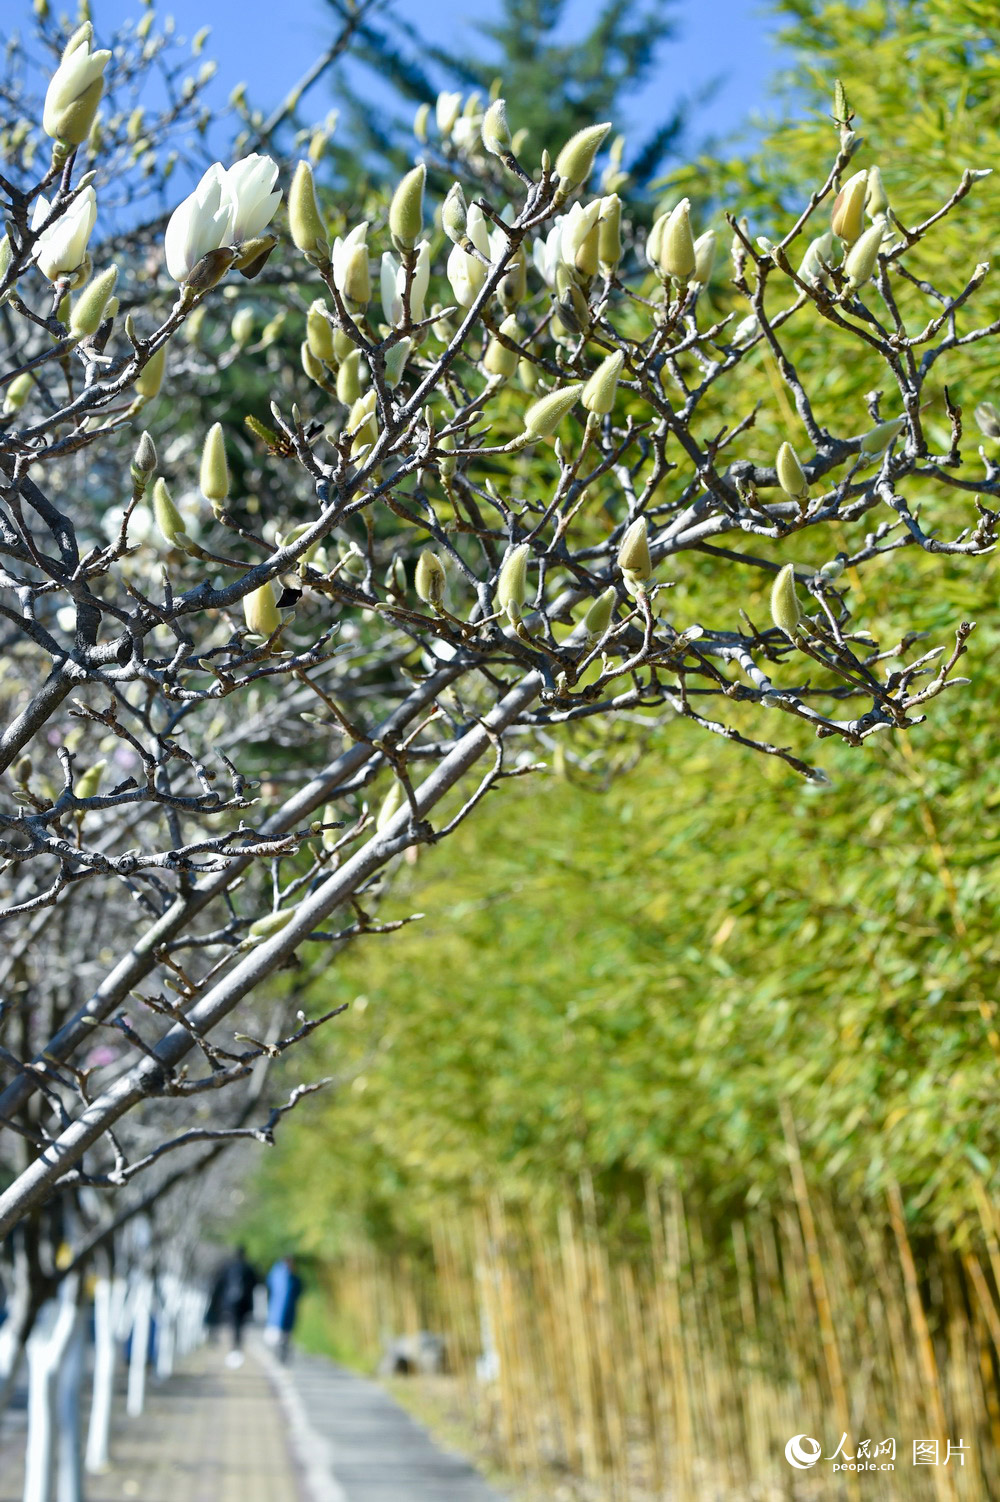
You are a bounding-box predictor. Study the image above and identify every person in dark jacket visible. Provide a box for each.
[265,1255,303,1362]
[211,1246,258,1367]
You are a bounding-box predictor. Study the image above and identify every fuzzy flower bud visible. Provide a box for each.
[340,243,371,311]
[831,168,868,244]
[132,431,157,478]
[389,163,426,252]
[775,441,809,502]
[348,390,378,456]
[152,477,191,549]
[581,586,617,641]
[415,549,447,607]
[617,517,653,586]
[3,371,34,414]
[306,301,336,364]
[554,122,612,198]
[770,562,801,638]
[483,315,521,380]
[337,349,363,405]
[442,182,468,245]
[231,306,254,346]
[384,338,412,389]
[859,416,905,458]
[289,160,329,263]
[376,780,406,834]
[582,350,624,416]
[496,542,530,621]
[521,383,583,442]
[43,24,110,146]
[134,343,167,401]
[301,340,325,386]
[69,263,117,339]
[75,759,106,800]
[482,98,512,158]
[597,194,622,271]
[200,422,229,505]
[798,231,838,287]
[843,220,885,289]
[692,229,717,285]
[247,908,296,941]
[243,580,281,636]
[656,198,696,280]
[865,165,889,221]
[974,401,1000,440]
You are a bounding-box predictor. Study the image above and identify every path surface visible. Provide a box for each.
[0,1339,505,1502]
[274,1349,505,1502]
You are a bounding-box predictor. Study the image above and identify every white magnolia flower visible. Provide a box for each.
[435,91,463,137]
[380,241,430,326]
[164,154,280,284]
[446,208,491,308]
[533,218,564,288]
[332,221,369,291]
[31,187,97,281]
[222,154,281,244]
[42,25,111,143]
[451,115,483,153]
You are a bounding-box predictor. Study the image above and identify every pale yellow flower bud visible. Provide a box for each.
[770,562,801,638]
[581,586,617,641]
[974,401,1000,440]
[582,349,624,415]
[843,220,885,289]
[200,422,229,504]
[692,229,717,285]
[415,549,447,607]
[657,198,695,280]
[483,315,520,379]
[243,580,281,636]
[306,300,336,364]
[865,165,889,221]
[289,160,329,263]
[442,182,468,245]
[830,168,868,244]
[496,541,530,621]
[481,98,512,157]
[337,349,363,405]
[775,441,809,502]
[68,263,117,338]
[348,390,378,455]
[152,477,191,549]
[598,194,622,271]
[414,101,431,143]
[341,243,371,310]
[75,759,106,800]
[301,340,326,385]
[389,163,425,252]
[858,416,905,458]
[134,342,167,401]
[3,371,34,414]
[247,908,295,941]
[384,338,412,389]
[376,780,406,834]
[617,517,652,582]
[522,383,583,441]
[554,122,612,197]
[230,306,254,346]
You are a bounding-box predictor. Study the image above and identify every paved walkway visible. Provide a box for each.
[0,1340,505,1502]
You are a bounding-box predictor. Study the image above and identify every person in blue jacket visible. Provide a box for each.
[265,1255,303,1362]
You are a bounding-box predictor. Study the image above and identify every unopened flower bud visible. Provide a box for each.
[337,349,363,405]
[831,168,868,244]
[775,441,809,502]
[415,549,447,607]
[134,343,167,401]
[598,194,622,271]
[75,758,106,800]
[865,165,889,221]
[69,263,117,338]
[376,780,406,834]
[582,349,624,415]
[657,198,696,280]
[692,229,717,286]
[496,541,530,621]
[384,338,412,389]
[858,415,905,458]
[348,390,378,455]
[3,371,34,414]
[521,383,583,441]
[482,98,512,157]
[248,908,295,941]
[306,301,336,364]
[340,243,371,311]
[243,580,281,636]
[974,401,1000,440]
[770,562,801,638]
[230,306,254,347]
[843,220,884,289]
[442,182,468,245]
[152,477,192,549]
[798,231,837,286]
[289,160,330,263]
[554,122,612,198]
[483,315,520,380]
[617,516,652,582]
[436,91,462,138]
[581,586,617,641]
[132,430,157,478]
[414,101,431,143]
[389,163,426,252]
[233,233,278,279]
[43,24,110,146]
[301,340,326,385]
[200,422,229,504]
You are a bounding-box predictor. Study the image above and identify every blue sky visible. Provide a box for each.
[57,0,789,150]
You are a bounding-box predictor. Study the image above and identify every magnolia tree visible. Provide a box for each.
[0,15,996,1299]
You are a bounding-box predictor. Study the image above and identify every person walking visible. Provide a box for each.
[211,1246,258,1368]
[264,1255,303,1363]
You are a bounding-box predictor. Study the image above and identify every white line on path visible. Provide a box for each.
[255,1338,349,1502]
